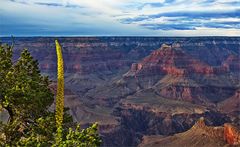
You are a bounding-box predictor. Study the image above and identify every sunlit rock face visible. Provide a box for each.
[1,37,240,147]
[123,43,239,105]
[127,44,221,76]
[224,123,240,145]
[139,118,240,147]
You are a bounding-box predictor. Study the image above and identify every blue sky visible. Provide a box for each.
[0,0,240,36]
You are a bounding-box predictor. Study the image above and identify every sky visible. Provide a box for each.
[0,0,240,36]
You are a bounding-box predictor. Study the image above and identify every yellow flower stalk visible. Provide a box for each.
[55,40,64,142]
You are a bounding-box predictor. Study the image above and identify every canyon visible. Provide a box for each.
[1,37,240,146]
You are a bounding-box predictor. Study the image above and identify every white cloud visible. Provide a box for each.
[1,0,240,36]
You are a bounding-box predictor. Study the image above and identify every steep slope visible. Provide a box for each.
[1,37,240,147]
[218,89,240,114]
[49,83,118,125]
[139,118,240,147]
[223,55,240,72]
[218,89,240,126]
[126,43,220,76]
[87,43,238,107]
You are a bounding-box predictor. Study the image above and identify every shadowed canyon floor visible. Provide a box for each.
[1,37,240,146]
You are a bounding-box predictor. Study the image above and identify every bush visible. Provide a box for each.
[0,41,101,146]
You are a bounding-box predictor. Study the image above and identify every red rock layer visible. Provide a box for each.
[129,44,226,77]
[224,123,240,145]
[219,89,240,113]
[139,118,240,147]
[222,54,240,72]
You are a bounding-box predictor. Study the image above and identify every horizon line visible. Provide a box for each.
[1,35,240,38]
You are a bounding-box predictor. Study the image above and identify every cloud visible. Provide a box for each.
[34,2,63,7]
[217,0,240,5]
[8,0,84,9]
[139,20,240,30]
[65,4,84,9]
[123,10,240,22]
[137,3,164,10]
[120,9,240,30]
[141,23,197,30]
[34,2,84,8]
[204,21,240,29]
[1,0,240,36]
[137,0,176,10]
[8,0,28,4]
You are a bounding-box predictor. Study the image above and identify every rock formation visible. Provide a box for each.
[139,118,240,147]
[1,37,240,147]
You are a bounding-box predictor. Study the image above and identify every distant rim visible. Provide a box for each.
[0,35,240,38]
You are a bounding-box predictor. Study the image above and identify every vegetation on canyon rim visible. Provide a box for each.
[0,40,101,146]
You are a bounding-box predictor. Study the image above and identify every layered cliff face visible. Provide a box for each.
[1,37,240,147]
[126,43,223,76]
[223,55,240,73]
[139,118,240,147]
[218,89,240,127]
[93,43,239,106]
[219,89,240,113]
[7,37,165,97]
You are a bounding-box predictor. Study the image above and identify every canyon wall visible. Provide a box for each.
[1,37,240,146]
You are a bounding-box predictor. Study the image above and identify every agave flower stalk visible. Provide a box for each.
[55,40,64,142]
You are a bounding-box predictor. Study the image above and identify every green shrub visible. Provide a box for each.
[0,41,101,146]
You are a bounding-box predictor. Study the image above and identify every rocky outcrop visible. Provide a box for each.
[127,44,224,76]
[122,44,238,104]
[1,37,240,147]
[224,123,240,145]
[222,55,240,72]
[139,118,240,147]
[218,89,240,114]
[111,102,230,146]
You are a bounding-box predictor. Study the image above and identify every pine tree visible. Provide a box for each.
[0,43,54,144]
[0,41,101,146]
